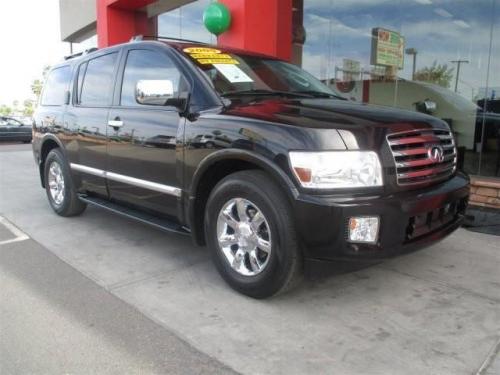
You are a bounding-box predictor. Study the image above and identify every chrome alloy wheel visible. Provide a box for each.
[216,198,272,276]
[47,161,65,205]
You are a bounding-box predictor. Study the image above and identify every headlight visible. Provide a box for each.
[289,151,383,188]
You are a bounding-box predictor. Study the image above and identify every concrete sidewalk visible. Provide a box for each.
[1,144,499,374]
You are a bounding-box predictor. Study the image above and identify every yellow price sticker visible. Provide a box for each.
[183,47,221,54]
[190,53,232,59]
[197,58,239,65]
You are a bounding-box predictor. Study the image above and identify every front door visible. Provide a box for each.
[65,51,120,197]
[106,47,187,218]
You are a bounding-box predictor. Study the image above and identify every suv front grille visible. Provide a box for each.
[387,129,457,186]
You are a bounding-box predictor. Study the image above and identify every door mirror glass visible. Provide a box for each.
[415,99,437,114]
[136,79,174,106]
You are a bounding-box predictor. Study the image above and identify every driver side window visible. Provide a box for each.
[0,118,20,126]
[120,49,182,107]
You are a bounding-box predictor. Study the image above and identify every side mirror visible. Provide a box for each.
[166,91,190,114]
[415,99,437,114]
[136,79,175,106]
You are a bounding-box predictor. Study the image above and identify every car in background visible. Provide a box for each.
[0,116,32,143]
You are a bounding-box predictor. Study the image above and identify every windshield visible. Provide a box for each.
[182,46,341,98]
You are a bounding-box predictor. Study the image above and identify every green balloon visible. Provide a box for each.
[203,2,231,36]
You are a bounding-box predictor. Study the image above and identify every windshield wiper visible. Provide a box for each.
[294,90,347,100]
[220,89,313,98]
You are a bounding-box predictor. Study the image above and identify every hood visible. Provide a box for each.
[221,97,450,150]
[222,97,449,131]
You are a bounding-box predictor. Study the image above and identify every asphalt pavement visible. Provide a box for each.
[0,208,235,374]
[1,143,499,375]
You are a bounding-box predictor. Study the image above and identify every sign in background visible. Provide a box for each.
[371,27,405,69]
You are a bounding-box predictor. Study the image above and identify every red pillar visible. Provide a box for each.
[97,0,157,48]
[218,0,292,61]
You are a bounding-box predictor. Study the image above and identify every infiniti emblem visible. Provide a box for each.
[428,145,444,163]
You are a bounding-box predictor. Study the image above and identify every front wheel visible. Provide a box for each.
[44,149,86,217]
[205,170,302,298]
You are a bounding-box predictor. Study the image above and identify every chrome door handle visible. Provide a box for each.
[108,120,123,127]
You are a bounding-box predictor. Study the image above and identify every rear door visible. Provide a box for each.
[106,46,187,218]
[65,51,120,197]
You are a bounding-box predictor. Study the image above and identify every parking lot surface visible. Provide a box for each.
[1,144,499,374]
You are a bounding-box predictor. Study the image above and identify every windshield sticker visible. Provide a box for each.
[213,64,254,83]
[190,53,233,60]
[198,58,239,65]
[183,47,221,54]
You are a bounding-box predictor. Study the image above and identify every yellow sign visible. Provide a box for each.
[189,53,232,59]
[197,58,239,65]
[183,47,221,54]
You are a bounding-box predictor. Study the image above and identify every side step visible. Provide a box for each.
[78,195,190,236]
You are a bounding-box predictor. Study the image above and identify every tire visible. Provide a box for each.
[205,170,302,298]
[44,148,86,217]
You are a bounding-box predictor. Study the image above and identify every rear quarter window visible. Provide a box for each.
[41,66,71,106]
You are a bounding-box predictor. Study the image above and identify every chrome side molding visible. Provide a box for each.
[70,163,106,178]
[70,163,182,197]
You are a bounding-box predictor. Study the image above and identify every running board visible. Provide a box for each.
[78,195,190,236]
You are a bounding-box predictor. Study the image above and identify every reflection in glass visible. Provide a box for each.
[158,0,215,43]
[300,0,499,177]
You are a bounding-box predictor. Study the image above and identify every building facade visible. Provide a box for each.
[60,0,500,208]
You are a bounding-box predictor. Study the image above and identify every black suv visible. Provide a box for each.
[33,38,469,298]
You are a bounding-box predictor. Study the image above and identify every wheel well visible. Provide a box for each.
[39,139,60,187]
[191,159,264,246]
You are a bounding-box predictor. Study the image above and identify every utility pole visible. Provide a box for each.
[405,48,418,80]
[451,59,469,93]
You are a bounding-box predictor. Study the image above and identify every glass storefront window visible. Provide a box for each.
[299,0,499,178]
[158,0,215,44]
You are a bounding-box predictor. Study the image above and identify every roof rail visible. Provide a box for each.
[64,47,98,61]
[130,35,210,45]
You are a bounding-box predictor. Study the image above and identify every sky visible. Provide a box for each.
[0,0,94,106]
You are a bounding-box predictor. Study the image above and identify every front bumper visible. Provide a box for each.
[293,173,470,261]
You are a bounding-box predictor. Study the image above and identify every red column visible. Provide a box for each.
[218,0,292,61]
[96,0,157,48]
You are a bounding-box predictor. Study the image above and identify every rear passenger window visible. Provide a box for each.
[80,53,118,106]
[41,66,71,106]
[121,49,181,106]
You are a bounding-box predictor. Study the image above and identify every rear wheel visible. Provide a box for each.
[205,170,302,298]
[44,149,86,217]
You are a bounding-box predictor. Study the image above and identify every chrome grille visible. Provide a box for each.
[387,129,457,186]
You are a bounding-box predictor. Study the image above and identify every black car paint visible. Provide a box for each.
[0,117,32,142]
[32,40,469,262]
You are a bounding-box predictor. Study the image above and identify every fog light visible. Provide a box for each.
[348,216,379,243]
